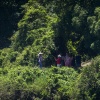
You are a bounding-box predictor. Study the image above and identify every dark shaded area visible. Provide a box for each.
[0,0,28,48]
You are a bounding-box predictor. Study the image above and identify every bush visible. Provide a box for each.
[0,66,79,100]
[75,55,100,100]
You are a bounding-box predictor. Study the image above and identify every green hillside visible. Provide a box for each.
[0,0,100,100]
[0,0,100,67]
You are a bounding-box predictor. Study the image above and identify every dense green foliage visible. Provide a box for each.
[0,0,100,99]
[0,66,78,100]
[0,0,100,67]
[76,56,100,100]
[0,56,100,100]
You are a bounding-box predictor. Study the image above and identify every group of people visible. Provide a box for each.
[38,52,79,68]
[54,53,73,67]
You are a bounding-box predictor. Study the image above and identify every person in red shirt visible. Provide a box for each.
[55,54,62,67]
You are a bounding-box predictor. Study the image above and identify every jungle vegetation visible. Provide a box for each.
[0,0,100,100]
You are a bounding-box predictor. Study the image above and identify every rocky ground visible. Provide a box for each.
[81,60,91,67]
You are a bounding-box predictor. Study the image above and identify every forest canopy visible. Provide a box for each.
[0,0,100,67]
[0,1,100,100]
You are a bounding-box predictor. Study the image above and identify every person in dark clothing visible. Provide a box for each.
[75,55,81,67]
[71,56,75,67]
[38,52,43,68]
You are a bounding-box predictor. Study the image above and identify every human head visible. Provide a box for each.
[58,54,61,58]
[38,52,43,56]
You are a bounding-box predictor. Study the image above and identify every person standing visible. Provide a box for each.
[38,52,43,68]
[61,56,65,66]
[55,54,62,67]
[64,53,69,66]
[65,53,74,67]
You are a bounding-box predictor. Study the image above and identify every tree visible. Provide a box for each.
[0,0,27,48]
[7,0,58,66]
[87,7,100,55]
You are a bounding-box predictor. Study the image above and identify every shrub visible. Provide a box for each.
[76,55,100,100]
[0,66,79,100]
